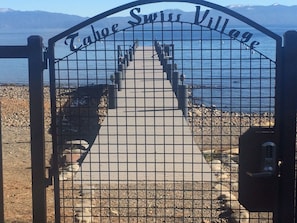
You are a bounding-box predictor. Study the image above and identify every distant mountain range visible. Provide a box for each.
[226,4,297,26]
[0,4,296,30]
[0,9,87,29]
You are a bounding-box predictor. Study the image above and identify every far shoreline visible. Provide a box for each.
[0,84,275,115]
[0,82,50,87]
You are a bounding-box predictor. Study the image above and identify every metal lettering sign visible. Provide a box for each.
[64,6,260,52]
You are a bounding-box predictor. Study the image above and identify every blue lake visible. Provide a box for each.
[0,26,289,84]
[0,26,293,112]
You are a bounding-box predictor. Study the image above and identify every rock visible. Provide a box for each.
[213,184,229,192]
[220,154,232,165]
[74,199,92,212]
[230,147,239,155]
[217,173,229,181]
[231,182,238,191]
[110,208,119,216]
[219,191,237,202]
[194,109,202,116]
[74,203,93,223]
[64,151,81,164]
[211,160,222,172]
[222,147,239,155]
[74,192,95,223]
[65,164,80,172]
[80,185,96,198]
[230,155,239,163]
[59,171,74,180]
[65,139,89,150]
[222,159,239,171]
[75,214,92,223]
[230,209,249,223]
[59,164,80,180]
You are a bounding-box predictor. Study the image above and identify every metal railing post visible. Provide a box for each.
[129,47,133,61]
[109,75,117,109]
[115,71,122,91]
[166,63,172,81]
[118,63,126,79]
[178,74,188,118]
[172,71,179,96]
[28,35,47,223]
[125,51,129,67]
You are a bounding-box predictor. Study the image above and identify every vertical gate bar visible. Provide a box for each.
[47,43,61,222]
[277,30,297,223]
[28,36,47,223]
[0,103,4,223]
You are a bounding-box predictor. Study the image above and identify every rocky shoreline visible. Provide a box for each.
[0,84,51,127]
[0,84,274,129]
[0,85,273,222]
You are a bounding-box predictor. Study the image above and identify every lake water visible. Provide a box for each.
[0,26,290,84]
[0,28,64,84]
[0,26,293,112]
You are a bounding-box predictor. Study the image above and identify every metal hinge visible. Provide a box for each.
[45,166,53,187]
[42,48,49,70]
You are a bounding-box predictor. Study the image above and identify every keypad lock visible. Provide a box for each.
[246,141,277,178]
[239,127,279,212]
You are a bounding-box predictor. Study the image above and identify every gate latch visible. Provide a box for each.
[239,127,279,212]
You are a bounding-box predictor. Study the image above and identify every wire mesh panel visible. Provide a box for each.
[48,1,281,222]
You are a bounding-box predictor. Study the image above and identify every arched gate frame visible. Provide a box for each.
[47,0,297,222]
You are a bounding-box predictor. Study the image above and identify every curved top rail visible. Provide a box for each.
[48,0,282,45]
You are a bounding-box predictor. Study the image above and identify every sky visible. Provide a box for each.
[0,0,296,17]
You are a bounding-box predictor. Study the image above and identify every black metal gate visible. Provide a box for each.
[45,0,297,222]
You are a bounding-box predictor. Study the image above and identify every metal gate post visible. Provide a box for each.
[28,36,47,223]
[277,30,297,223]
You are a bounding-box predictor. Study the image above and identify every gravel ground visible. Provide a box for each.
[0,85,55,222]
[0,85,274,222]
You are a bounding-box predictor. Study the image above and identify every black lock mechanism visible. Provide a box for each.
[239,127,279,212]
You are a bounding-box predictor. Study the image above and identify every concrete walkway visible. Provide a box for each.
[76,46,212,184]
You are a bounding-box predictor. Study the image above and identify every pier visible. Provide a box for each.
[75,45,212,183]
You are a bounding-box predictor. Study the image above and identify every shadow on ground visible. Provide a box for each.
[53,84,108,165]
